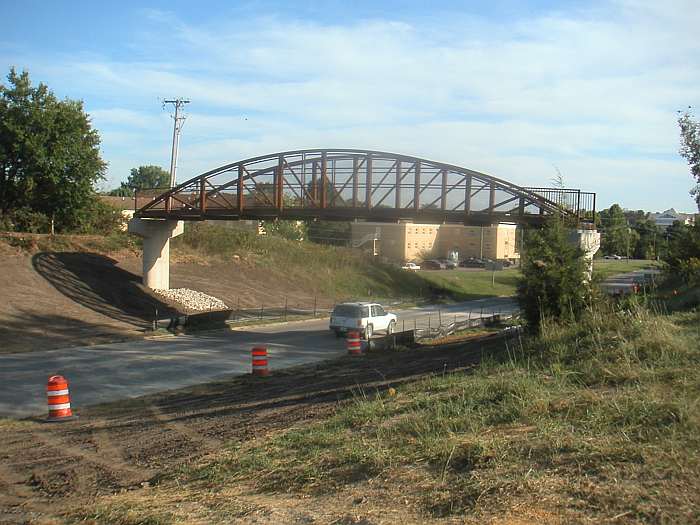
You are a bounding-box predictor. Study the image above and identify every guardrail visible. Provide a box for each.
[414,312,516,340]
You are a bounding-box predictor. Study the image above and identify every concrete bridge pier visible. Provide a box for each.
[128,218,184,290]
[570,229,601,280]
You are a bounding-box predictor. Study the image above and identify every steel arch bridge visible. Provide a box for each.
[134,149,596,225]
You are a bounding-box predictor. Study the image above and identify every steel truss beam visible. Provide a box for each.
[135,149,594,225]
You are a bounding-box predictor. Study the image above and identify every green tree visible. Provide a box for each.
[663,220,700,284]
[0,68,106,231]
[598,204,633,256]
[632,219,660,259]
[517,219,588,331]
[265,219,307,241]
[109,165,170,196]
[307,220,350,245]
[678,110,700,210]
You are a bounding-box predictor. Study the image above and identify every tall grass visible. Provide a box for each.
[184,299,700,521]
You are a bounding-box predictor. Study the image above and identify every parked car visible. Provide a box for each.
[329,302,397,338]
[423,259,447,270]
[459,257,486,268]
[440,259,458,269]
[401,262,421,271]
[604,254,623,260]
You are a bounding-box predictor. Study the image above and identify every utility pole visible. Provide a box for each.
[163,98,190,188]
[479,226,484,259]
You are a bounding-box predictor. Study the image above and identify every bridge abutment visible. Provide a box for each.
[569,229,601,280]
[128,218,184,290]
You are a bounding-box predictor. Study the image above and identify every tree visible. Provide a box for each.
[632,219,660,259]
[517,219,588,331]
[109,165,170,196]
[598,204,634,256]
[307,220,350,245]
[663,220,700,284]
[678,109,700,210]
[0,68,106,231]
[265,219,307,241]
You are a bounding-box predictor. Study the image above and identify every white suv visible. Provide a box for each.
[329,302,398,339]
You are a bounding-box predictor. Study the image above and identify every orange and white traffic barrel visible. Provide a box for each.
[252,346,269,376]
[346,330,362,356]
[46,375,75,422]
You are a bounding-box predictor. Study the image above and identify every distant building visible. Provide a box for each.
[99,195,136,230]
[647,208,696,230]
[211,220,266,235]
[350,221,520,262]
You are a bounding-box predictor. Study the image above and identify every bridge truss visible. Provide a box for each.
[135,149,595,225]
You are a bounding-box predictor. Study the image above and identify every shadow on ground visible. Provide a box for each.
[0,310,143,353]
[32,252,177,327]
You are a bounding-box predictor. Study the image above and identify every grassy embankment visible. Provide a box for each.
[0,230,138,255]
[591,258,656,280]
[171,223,519,303]
[71,288,700,523]
[1,226,657,306]
[186,303,699,522]
[0,226,510,306]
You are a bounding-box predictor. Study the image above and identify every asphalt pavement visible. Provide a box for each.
[0,297,517,418]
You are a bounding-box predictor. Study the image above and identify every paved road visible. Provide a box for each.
[0,297,516,418]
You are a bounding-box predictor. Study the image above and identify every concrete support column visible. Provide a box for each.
[128,218,184,290]
[569,229,601,281]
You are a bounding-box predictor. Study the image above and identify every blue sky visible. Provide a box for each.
[2,0,699,212]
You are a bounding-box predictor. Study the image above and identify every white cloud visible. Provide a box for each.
[6,0,698,210]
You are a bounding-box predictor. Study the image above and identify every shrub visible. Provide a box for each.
[516,219,590,331]
[0,207,51,233]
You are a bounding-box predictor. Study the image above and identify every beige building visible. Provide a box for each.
[350,221,520,262]
[99,196,136,231]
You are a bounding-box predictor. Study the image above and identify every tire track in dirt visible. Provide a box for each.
[0,460,39,505]
[146,402,222,453]
[0,428,64,525]
[30,425,150,486]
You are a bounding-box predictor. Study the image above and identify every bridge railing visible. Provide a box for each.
[523,187,596,223]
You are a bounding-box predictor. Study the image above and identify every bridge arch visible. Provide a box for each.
[134,148,595,225]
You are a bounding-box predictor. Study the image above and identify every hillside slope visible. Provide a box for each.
[1,226,511,352]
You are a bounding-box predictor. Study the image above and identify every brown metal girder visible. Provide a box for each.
[470,182,489,197]
[369,159,398,199]
[505,197,538,215]
[320,152,327,208]
[137,149,579,219]
[281,159,305,202]
[413,160,421,210]
[169,192,198,210]
[328,171,354,206]
[365,154,372,209]
[206,187,237,210]
[249,174,276,207]
[138,206,551,226]
[490,194,521,210]
[284,158,316,204]
[426,176,465,209]
[417,170,442,197]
